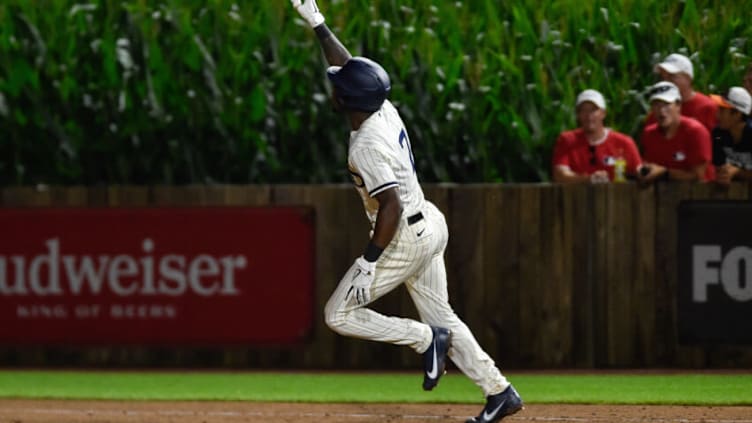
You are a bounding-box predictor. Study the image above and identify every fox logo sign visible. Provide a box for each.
[677,201,752,344]
[693,245,752,303]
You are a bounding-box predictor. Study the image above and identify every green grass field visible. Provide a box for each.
[0,371,750,406]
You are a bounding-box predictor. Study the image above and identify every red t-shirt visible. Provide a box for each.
[641,116,714,181]
[682,92,718,131]
[552,128,643,180]
[644,91,718,132]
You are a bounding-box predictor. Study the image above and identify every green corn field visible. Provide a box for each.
[0,0,749,185]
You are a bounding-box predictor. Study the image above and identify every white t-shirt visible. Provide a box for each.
[348,100,426,226]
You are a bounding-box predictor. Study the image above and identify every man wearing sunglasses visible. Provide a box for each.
[639,81,714,183]
[552,89,643,183]
[645,53,718,133]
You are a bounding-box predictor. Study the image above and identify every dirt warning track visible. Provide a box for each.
[1,400,752,423]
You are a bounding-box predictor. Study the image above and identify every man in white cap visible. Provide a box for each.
[648,53,717,132]
[711,86,752,185]
[552,89,642,183]
[639,81,713,183]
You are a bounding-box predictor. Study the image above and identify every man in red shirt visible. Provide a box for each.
[552,89,642,183]
[645,53,717,132]
[639,81,713,183]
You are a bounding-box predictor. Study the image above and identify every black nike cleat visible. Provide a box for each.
[422,326,452,391]
[466,385,524,423]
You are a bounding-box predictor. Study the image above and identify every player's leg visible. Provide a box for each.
[405,203,510,397]
[406,251,511,397]
[325,210,453,390]
[324,245,434,353]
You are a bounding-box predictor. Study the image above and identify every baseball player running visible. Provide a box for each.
[290,1,522,422]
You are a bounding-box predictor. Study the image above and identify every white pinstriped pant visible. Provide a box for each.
[324,201,509,397]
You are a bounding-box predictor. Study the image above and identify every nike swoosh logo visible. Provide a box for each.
[426,339,439,379]
[482,399,506,421]
[417,229,425,236]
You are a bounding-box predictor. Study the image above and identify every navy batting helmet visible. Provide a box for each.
[327,56,391,112]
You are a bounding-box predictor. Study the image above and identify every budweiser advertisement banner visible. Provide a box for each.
[0,207,315,345]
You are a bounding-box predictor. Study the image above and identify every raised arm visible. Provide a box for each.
[291,0,352,66]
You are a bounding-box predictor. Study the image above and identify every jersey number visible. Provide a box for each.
[398,128,416,172]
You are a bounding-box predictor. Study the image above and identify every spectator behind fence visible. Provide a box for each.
[711,87,752,185]
[639,81,714,183]
[645,53,717,132]
[552,89,642,184]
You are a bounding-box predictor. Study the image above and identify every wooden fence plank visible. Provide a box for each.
[2,186,52,206]
[563,183,593,368]
[497,185,523,367]
[448,185,487,345]
[538,184,573,366]
[604,183,636,366]
[482,185,520,367]
[86,186,109,206]
[633,184,657,366]
[107,186,151,207]
[152,184,207,206]
[517,185,543,366]
[192,185,274,206]
[654,182,693,365]
[223,185,272,205]
[50,186,88,206]
[590,184,609,366]
[201,186,230,206]
[652,181,675,366]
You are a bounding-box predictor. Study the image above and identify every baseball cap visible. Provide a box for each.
[654,53,694,79]
[575,89,606,110]
[711,86,752,115]
[648,81,682,103]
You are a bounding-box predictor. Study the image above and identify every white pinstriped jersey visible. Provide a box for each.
[329,104,510,399]
[348,100,426,226]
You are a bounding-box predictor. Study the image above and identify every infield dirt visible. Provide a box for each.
[1,400,751,423]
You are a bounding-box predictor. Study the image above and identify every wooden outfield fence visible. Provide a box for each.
[1,183,751,369]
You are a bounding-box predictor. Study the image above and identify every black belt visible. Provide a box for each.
[407,212,424,225]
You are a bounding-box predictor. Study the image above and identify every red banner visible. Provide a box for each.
[0,207,315,345]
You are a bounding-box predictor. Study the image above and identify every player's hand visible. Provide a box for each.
[350,256,375,305]
[716,164,738,186]
[290,0,325,28]
[638,162,666,184]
